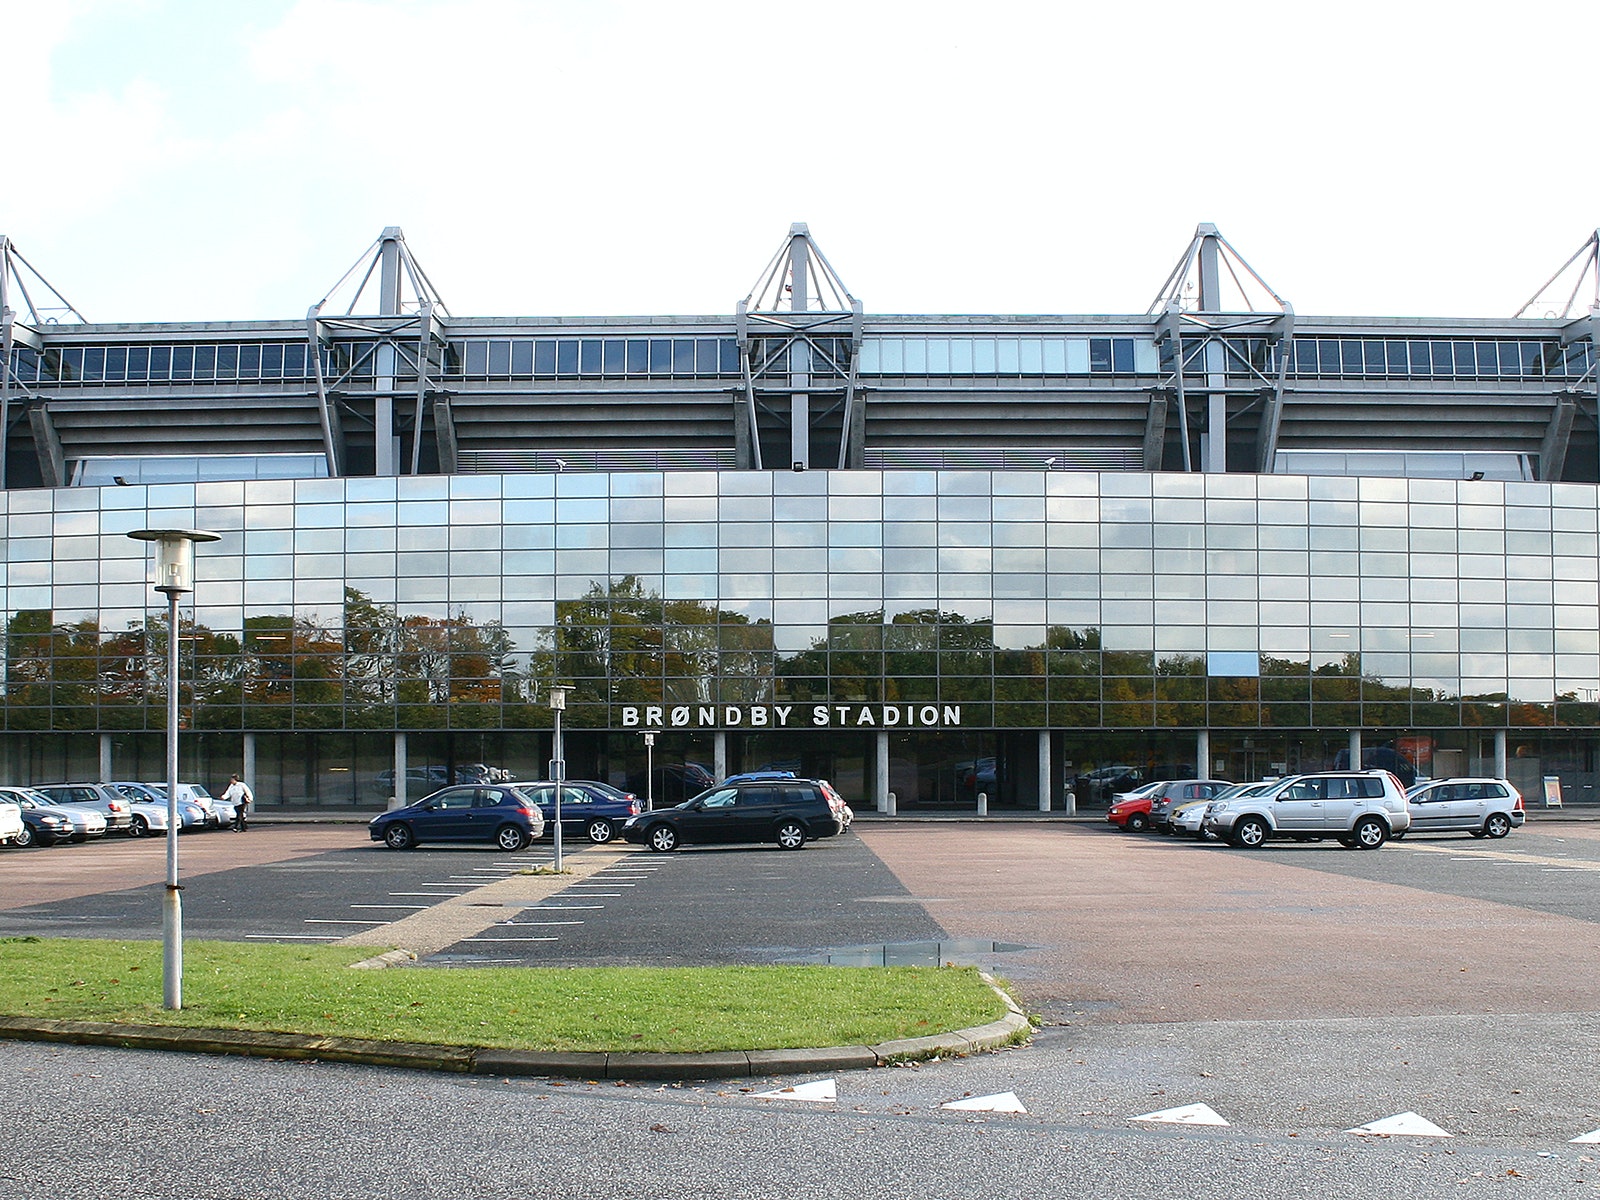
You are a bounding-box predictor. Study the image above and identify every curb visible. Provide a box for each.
[0,978,1033,1083]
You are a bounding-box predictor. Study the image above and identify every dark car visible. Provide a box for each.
[620,778,847,852]
[0,786,76,848]
[625,762,717,807]
[369,784,548,851]
[520,781,640,844]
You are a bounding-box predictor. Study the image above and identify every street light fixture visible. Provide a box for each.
[128,527,220,1011]
[642,731,656,812]
[547,685,571,870]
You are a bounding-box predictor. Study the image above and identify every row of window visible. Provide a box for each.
[10,334,1592,385]
[1288,338,1594,380]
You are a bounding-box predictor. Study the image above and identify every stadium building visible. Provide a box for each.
[2,222,1598,811]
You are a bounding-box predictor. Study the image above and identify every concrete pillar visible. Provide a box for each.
[1349,730,1362,772]
[1196,728,1210,779]
[99,733,113,781]
[1037,730,1051,812]
[243,732,257,804]
[876,731,890,813]
[1495,728,1508,779]
[714,730,727,782]
[392,730,407,810]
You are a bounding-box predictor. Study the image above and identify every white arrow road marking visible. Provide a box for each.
[1571,1128,1600,1144]
[1130,1103,1229,1127]
[755,1079,837,1102]
[943,1092,1028,1114]
[1346,1112,1452,1137]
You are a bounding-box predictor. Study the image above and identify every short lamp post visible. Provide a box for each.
[642,731,656,811]
[128,527,220,1011]
[547,685,571,870]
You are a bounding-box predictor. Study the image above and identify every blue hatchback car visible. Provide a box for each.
[369,784,547,851]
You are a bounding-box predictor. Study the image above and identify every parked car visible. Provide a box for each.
[1203,770,1411,849]
[369,784,548,851]
[143,782,231,828]
[625,762,717,806]
[1,788,108,842]
[1403,778,1526,839]
[108,782,208,834]
[0,795,23,847]
[621,778,847,852]
[1172,781,1276,838]
[31,783,135,835]
[1146,780,1236,834]
[520,781,640,844]
[1105,781,1167,831]
[0,787,76,847]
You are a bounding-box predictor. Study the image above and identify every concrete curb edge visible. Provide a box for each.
[0,976,1034,1082]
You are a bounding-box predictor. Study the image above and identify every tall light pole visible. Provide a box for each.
[128,528,219,1011]
[547,685,571,870]
[642,731,655,811]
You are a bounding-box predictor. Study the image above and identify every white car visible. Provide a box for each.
[144,782,234,828]
[0,796,23,846]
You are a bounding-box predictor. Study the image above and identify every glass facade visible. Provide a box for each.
[4,469,1600,809]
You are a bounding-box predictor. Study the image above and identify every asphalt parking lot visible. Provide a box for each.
[3,817,1597,1027]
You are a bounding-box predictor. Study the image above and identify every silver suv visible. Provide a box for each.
[1203,771,1411,850]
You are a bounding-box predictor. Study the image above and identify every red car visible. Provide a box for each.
[1106,783,1163,831]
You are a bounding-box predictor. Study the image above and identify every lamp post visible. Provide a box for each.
[642,731,655,811]
[128,527,219,1011]
[547,685,571,870]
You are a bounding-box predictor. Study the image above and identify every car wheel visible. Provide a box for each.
[496,824,529,852]
[1125,812,1150,832]
[775,820,807,850]
[1484,813,1512,839]
[128,815,150,838]
[647,824,679,852]
[585,819,615,845]
[1232,816,1269,848]
[1351,817,1388,850]
[383,823,415,850]
[12,824,33,849]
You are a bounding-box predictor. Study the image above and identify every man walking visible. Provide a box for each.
[222,774,253,832]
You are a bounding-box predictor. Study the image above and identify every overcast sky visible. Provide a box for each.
[7,0,1598,324]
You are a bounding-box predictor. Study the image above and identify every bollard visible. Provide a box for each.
[886,790,897,817]
[977,790,988,816]
[1063,786,1077,817]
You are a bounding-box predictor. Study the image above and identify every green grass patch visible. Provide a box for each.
[0,938,1012,1054]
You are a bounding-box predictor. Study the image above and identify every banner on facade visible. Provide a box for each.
[620,704,962,730]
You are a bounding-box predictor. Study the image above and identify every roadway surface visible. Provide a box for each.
[3,816,1599,1198]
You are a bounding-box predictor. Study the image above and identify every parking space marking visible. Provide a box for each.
[304,919,386,925]
[246,933,342,941]
[463,935,559,942]
[392,890,469,896]
[1403,841,1600,871]
[350,903,428,910]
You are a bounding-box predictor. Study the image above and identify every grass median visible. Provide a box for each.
[0,938,1015,1054]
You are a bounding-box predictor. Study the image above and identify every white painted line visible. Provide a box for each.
[756,1079,837,1102]
[1130,1103,1228,1127]
[246,934,341,941]
[464,935,560,943]
[501,920,584,927]
[526,904,606,910]
[1346,1112,1452,1137]
[569,881,635,886]
[303,919,385,925]
[392,891,469,896]
[350,904,428,910]
[944,1092,1027,1114]
[1571,1128,1600,1144]
[557,892,621,897]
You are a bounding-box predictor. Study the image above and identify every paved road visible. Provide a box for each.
[4,819,1600,1196]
